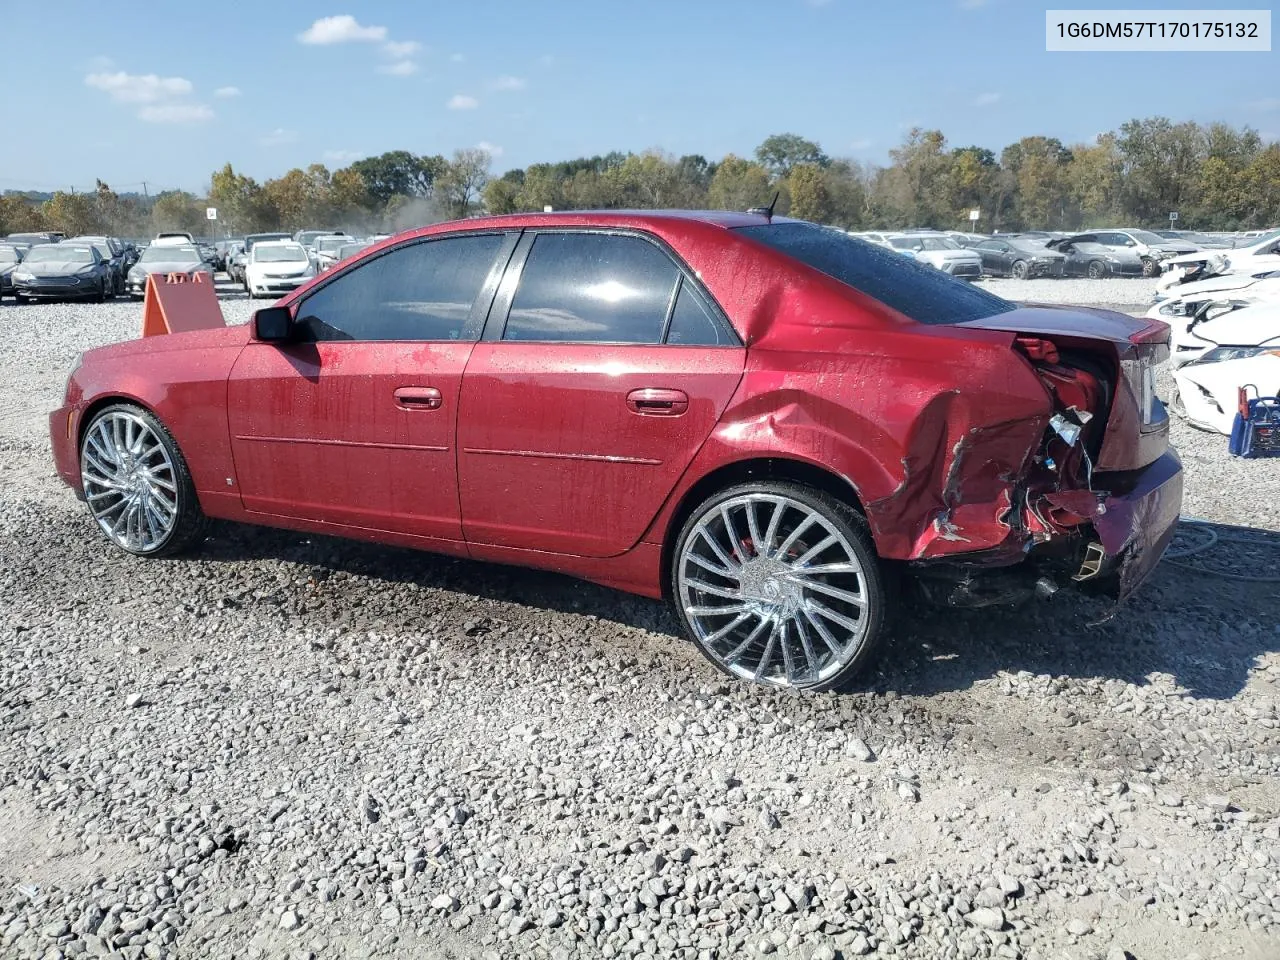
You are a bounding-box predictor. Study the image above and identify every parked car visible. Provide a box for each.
[0,244,25,298]
[1155,230,1234,249]
[125,243,215,298]
[67,236,129,295]
[1159,228,1280,286]
[243,232,293,254]
[1046,238,1146,278]
[310,234,356,272]
[154,231,195,247]
[1053,230,1194,277]
[244,241,315,298]
[295,229,348,251]
[11,243,114,302]
[49,211,1181,692]
[972,237,1066,278]
[226,242,247,283]
[886,235,982,278]
[5,232,61,247]
[1171,303,1280,433]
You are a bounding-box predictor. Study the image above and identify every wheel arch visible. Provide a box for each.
[76,394,158,453]
[658,456,867,600]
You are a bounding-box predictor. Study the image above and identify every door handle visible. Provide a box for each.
[627,388,688,416]
[393,387,442,410]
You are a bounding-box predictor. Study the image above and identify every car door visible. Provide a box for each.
[226,231,515,544]
[457,230,745,558]
[976,241,1005,275]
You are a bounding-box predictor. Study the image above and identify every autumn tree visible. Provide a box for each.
[787,164,834,223]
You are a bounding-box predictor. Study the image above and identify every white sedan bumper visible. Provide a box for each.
[1173,354,1280,434]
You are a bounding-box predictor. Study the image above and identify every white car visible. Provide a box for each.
[310,234,355,272]
[1161,228,1280,287]
[1171,304,1280,433]
[244,241,315,299]
[887,235,983,279]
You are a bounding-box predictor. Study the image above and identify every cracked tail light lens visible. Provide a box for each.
[1121,356,1160,425]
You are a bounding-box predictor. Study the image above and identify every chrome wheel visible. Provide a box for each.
[80,410,179,553]
[677,493,873,688]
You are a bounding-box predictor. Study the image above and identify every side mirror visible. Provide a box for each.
[253,306,293,342]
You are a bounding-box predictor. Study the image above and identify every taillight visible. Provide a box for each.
[1120,355,1160,426]
[1015,336,1060,363]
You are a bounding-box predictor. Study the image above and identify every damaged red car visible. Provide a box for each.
[49,212,1182,691]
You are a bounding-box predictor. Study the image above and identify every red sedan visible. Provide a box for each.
[50,212,1183,691]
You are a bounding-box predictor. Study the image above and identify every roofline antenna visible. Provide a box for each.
[747,191,780,221]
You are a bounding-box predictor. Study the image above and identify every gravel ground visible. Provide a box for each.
[1,280,1277,960]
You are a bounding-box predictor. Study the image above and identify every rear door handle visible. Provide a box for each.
[627,388,688,416]
[394,387,442,410]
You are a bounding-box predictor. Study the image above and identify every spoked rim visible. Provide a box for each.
[80,411,179,553]
[677,493,870,689]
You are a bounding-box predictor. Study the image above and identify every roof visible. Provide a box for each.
[427,209,778,233]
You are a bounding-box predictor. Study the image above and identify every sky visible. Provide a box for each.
[2,0,1277,195]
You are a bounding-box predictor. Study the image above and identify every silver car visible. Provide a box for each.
[125,244,214,299]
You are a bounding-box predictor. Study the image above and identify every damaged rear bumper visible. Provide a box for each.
[914,450,1183,609]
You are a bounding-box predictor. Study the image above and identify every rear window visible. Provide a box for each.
[735,221,1014,326]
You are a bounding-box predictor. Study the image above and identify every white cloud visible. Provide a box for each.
[85,71,192,103]
[379,60,418,76]
[323,149,366,164]
[213,86,241,98]
[298,15,387,45]
[476,141,504,157]
[260,128,298,146]
[138,103,214,124]
[447,94,478,110]
[490,75,526,91]
[382,40,421,58]
[972,92,1001,107]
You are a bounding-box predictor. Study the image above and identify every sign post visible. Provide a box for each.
[968,209,980,232]
[206,207,217,221]
[1169,211,1178,229]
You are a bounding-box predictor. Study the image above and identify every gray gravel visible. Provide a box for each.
[1,279,1278,960]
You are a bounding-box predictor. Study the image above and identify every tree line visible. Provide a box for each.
[2,117,1277,240]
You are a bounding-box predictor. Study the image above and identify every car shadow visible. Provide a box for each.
[190,518,1280,703]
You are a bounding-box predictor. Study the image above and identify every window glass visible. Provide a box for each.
[736,222,1014,326]
[295,234,504,342]
[665,280,731,346]
[504,233,679,343]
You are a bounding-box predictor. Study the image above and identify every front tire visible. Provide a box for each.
[79,404,207,557]
[1010,259,1028,280]
[1087,260,1107,280]
[671,482,888,692]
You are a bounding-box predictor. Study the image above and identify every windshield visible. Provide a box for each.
[245,234,291,250]
[1249,229,1280,248]
[315,236,349,254]
[736,222,1014,326]
[1127,229,1167,244]
[28,246,92,264]
[338,243,371,258]
[254,244,308,263]
[921,237,960,251]
[0,247,19,263]
[140,244,200,264]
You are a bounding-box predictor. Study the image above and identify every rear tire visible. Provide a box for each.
[671,481,888,692]
[1087,260,1107,280]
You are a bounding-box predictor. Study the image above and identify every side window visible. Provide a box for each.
[503,233,679,343]
[666,279,731,346]
[295,234,505,342]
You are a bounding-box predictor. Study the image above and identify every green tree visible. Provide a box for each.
[879,128,951,227]
[707,154,772,211]
[1114,117,1206,224]
[149,191,206,235]
[208,163,266,234]
[1065,134,1123,227]
[436,148,491,219]
[42,191,99,236]
[0,195,47,234]
[347,151,446,206]
[755,133,828,179]
[1000,137,1073,229]
[787,164,834,223]
[482,176,522,215]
